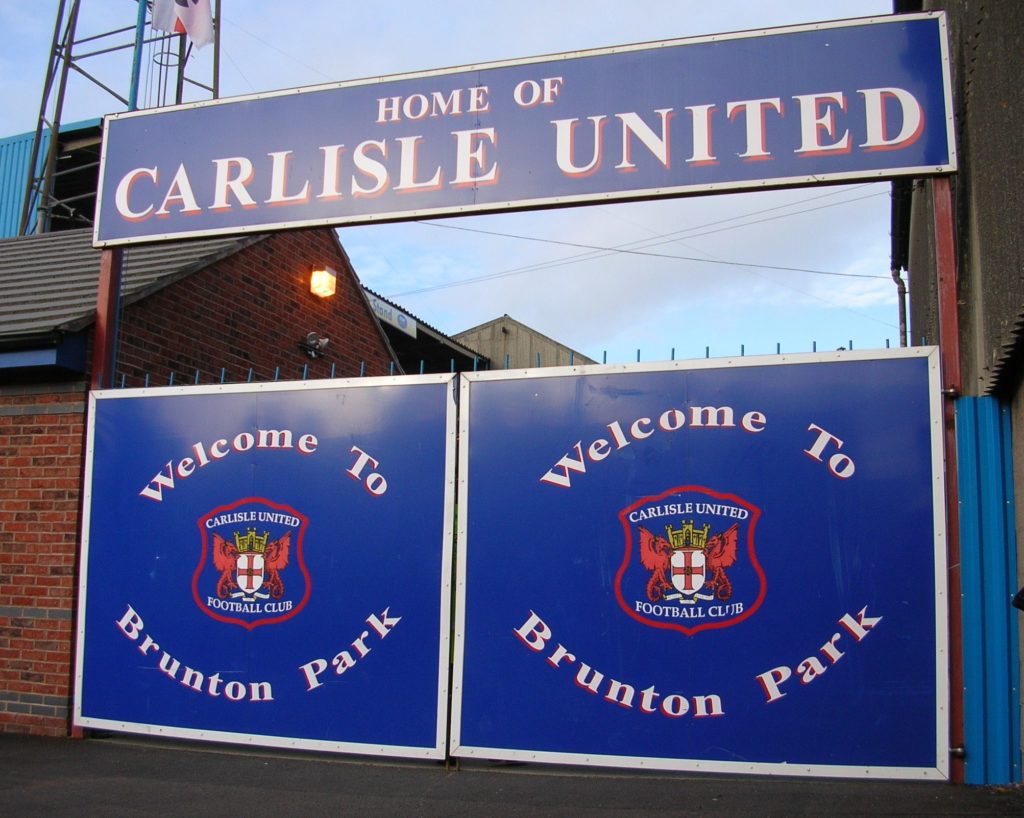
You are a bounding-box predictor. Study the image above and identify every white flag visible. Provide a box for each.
[151,0,214,49]
[150,0,178,33]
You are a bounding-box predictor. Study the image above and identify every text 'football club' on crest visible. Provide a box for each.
[615,486,764,636]
[192,498,311,629]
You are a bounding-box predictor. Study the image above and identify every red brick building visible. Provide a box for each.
[0,227,397,735]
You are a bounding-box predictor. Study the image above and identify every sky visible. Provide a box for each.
[0,1,899,364]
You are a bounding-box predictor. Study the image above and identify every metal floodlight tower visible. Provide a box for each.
[18,0,221,236]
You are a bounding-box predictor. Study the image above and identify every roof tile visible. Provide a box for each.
[0,229,262,341]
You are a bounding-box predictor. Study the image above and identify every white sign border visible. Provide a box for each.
[73,373,458,761]
[450,348,949,780]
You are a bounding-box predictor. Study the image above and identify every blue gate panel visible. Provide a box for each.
[74,376,456,759]
[452,350,947,779]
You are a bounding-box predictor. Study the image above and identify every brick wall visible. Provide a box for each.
[0,383,85,736]
[0,228,395,736]
[117,229,395,387]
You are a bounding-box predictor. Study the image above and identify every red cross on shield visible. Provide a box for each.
[670,548,706,596]
[235,553,265,594]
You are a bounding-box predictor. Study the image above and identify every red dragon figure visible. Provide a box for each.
[211,531,291,599]
[704,523,739,600]
[638,523,740,602]
[638,527,673,602]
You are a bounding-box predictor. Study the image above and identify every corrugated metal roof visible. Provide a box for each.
[0,228,263,343]
[362,286,480,354]
[361,285,487,372]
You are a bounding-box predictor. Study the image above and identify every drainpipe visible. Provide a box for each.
[891,267,908,347]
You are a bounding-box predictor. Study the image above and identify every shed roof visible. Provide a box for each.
[0,228,263,345]
[362,286,488,372]
[454,314,597,367]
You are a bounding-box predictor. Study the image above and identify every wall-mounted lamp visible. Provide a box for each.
[310,266,337,298]
[300,331,330,358]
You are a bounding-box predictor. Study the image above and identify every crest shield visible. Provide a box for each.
[614,485,765,636]
[192,497,311,630]
[670,548,706,597]
[235,553,265,597]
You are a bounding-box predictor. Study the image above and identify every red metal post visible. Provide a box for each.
[76,246,124,738]
[932,175,964,783]
[91,247,123,389]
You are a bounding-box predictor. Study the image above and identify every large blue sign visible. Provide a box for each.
[452,350,948,778]
[94,13,954,246]
[75,376,456,758]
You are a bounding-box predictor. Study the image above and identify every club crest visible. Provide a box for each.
[614,486,764,635]
[192,497,311,629]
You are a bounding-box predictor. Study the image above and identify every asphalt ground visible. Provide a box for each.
[2,734,1023,817]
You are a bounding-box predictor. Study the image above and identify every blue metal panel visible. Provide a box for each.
[76,376,457,759]
[0,131,47,237]
[956,397,1021,785]
[0,347,60,369]
[0,333,86,373]
[958,399,986,781]
[997,404,1023,784]
[454,350,948,778]
[0,120,101,237]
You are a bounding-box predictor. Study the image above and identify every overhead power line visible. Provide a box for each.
[389,187,890,297]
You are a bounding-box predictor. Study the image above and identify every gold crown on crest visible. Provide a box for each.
[234,528,269,554]
[665,520,710,550]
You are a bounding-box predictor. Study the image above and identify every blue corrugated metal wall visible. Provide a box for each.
[0,130,47,237]
[0,120,102,238]
[956,397,1021,785]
